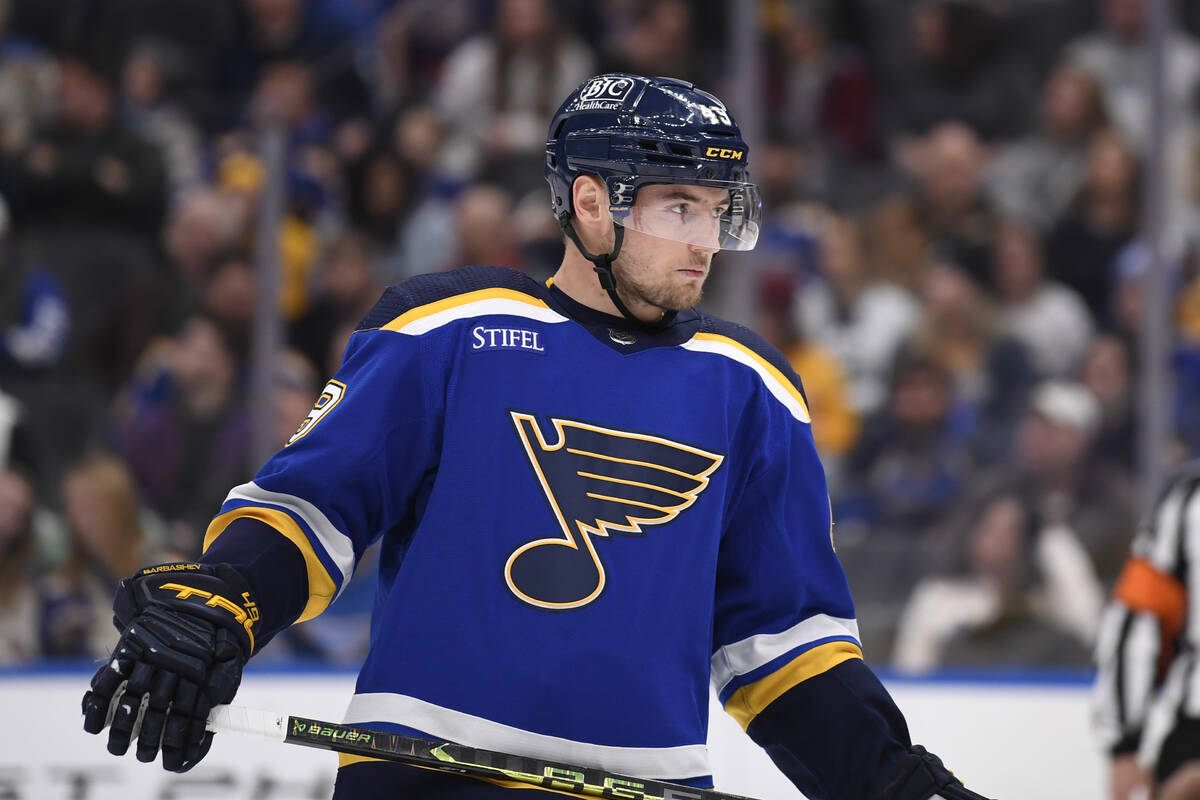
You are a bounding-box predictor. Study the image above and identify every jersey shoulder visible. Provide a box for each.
[695,312,809,403]
[357,266,546,331]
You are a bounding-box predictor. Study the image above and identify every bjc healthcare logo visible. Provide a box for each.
[578,76,634,104]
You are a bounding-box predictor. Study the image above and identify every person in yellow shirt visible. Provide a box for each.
[755,272,860,461]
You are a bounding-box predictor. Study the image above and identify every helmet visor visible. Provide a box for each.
[610,181,761,252]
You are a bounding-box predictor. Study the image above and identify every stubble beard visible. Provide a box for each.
[613,252,707,314]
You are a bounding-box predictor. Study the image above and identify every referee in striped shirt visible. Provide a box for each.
[1093,461,1200,800]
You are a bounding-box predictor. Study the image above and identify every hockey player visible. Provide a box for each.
[1094,461,1200,800]
[82,73,991,799]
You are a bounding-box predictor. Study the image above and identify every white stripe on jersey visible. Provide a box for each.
[1141,655,1193,768]
[1186,500,1200,719]
[680,337,812,423]
[342,692,711,780]
[710,613,860,696]
[1147,480,1189,571]
[222,481,357,594]
[392,298,569,336]
[1123,615,1161,728]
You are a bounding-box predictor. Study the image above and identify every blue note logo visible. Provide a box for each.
[505,412,724,610]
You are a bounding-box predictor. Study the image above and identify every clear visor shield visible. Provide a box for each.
[610,181,761,252]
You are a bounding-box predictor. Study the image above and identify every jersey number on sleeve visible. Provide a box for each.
[287,379,347,446]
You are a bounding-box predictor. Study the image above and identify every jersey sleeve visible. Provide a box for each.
[704,322,918,796]
[1093,469,1195,755]
[201,284,446,629]
[709,330,861,726]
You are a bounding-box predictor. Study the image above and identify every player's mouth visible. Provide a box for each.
[677,267,707,279]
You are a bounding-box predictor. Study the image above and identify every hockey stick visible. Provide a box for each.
[207,704,760,800]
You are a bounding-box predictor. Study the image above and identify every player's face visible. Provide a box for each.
[612,184,727,313]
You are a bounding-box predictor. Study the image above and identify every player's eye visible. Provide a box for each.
[668,203,690,222]
[712,206,729,218]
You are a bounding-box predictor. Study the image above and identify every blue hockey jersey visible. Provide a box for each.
[203,266,863,787]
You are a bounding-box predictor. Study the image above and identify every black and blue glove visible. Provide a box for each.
[81,562,259,772]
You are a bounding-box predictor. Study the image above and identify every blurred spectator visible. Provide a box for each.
[203,252,258,350]
[1110,240,1161,345]
[359,7,419,118]
[1046,128,1141,329]
[1009,380,1136,586]
[249,60,328,144]
[1065,0,1200,151]
[0,56,168,495]
[119,38,202,191]
[0,0,57,159]
[512,187,565,281]
[113,314,251,554]
[5,55,167,239]
[986,64,1109,234]
[909,122,998,288]
[214,148,321,321]
[289,231,383,372]
[1177,248,1200,455]
[797,214,921,416]
[755,272,859,469]
[40,453,175,658]
[765,0,876,160]
[355,0,479,113]
[388,106,461,280]
[882,0,1036,143]
[891,482,1101,673]
[87,0,237,118]
[864,196,930,293]
[601,0,704,93]
[838,348,975,539]
[163,186,243,281]
[908,264,1036,458]
[345,142,411,251]
[1082,334,1138,472]
[1179,244,1200,346]
[993,219,1094,379]
[0,195,68,374]
[215,0,368,129]
[0,467,38,663]
[434,0,592,194]
[272,348,320,447]
[449,183,520,270]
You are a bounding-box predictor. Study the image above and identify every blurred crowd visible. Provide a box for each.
[1,0,1199,672]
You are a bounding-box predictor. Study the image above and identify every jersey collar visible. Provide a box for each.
[542,281,701,353]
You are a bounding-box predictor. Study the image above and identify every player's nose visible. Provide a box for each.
[689,223,721,254]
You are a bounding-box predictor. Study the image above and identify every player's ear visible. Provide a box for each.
[571,175,608,226]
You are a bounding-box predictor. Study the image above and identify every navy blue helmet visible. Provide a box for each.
[545,74,760,252]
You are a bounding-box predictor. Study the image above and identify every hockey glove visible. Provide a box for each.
[81,563,259,772]
[875,745,996,800]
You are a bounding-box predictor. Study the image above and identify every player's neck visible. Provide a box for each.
[552,251,661,323]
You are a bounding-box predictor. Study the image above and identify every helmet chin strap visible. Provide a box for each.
[558,214,678,330]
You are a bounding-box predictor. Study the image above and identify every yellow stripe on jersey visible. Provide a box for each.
[380,288,553,332]
[203,507,338,622]
[688,332,812,422]
[723,639,863,729]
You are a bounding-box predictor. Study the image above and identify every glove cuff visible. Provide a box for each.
[874,745,994,800]
[116,563,261,656]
